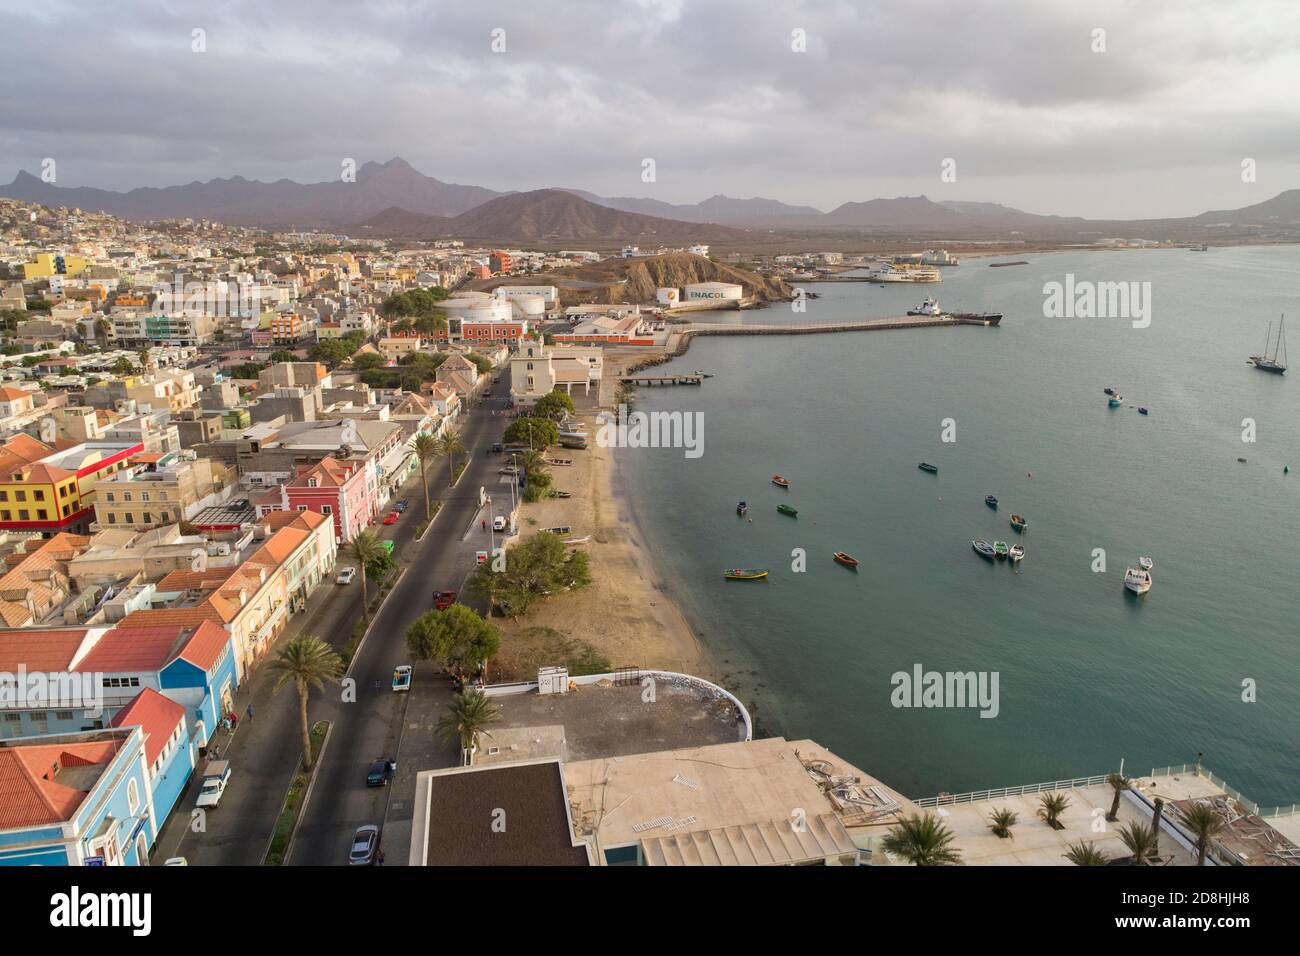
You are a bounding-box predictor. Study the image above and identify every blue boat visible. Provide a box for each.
[736,501,748,516]
[985,495,998,508]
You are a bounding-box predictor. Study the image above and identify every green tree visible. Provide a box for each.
[435,429,466,486]
[352,352,386,372]
[269,349,297,363]
[1063,841,1109,866]
[406,605,501,678]
[347,530,387,624]
[880,813,963,866]
[268,636,343,771]
[1117,821,1158,865]
[503,416,558,449]
[1037,792,1070,829]
[410,432,439,521]
[467,531,591,618]
[987,807,1018,838]
[533,390,575,422]
[1180,803,1225,866]
[111,356,136,376]
[435,689,501,763]
[463,352,493,374]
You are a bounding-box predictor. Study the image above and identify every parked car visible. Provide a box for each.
[490,442,503,454]
[366,759,396,787]
[349,825,380,865]
[383,511,399,525]
[394,499,409,513]
[336,567,356,585]
[382,541,395,556]
[432,590,457,610]
[391,664,412,692]
[195,760,231,809]
[492,515,508,532]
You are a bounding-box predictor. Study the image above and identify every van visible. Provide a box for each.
[492,515,508,532]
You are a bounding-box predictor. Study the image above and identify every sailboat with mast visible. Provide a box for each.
[1248,315,1288,375]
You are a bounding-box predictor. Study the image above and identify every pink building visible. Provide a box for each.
[255,456,376,543]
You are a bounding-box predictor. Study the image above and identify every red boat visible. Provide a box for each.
[771,475,790,488]
[833,551,860,568]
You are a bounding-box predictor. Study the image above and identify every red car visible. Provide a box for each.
[432,590,456,610]
[383,511,399,525]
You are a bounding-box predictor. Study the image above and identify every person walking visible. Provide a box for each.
[246,703,254,722]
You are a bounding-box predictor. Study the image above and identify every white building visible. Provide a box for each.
[683,282,743,304]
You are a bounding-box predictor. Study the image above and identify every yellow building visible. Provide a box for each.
[22,253,89,280]
[0,433,142,535]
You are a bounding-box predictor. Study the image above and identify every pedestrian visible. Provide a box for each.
[377,850,385,866]
[231,712,238,731]
[211,746,220,760]
[246,703,254,721]
[481,519,487,530]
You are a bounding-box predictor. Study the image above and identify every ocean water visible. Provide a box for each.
[621,246,1300,805]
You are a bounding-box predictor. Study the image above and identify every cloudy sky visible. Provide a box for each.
[3,0,1300,218]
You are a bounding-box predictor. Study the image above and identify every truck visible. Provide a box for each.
[195,760,231,809]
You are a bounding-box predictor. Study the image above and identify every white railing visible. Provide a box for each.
[913,774,1111,808]
[1149,764,1298,819]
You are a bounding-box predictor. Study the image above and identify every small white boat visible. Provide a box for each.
[1124,567,1152,595]
[1138,556,1154,571]
[1008,543,1024,563]
[907,296,943,317]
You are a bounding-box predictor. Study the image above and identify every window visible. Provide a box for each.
[321,505,332,515]
[14,490,25,501]
[36,509,47,520]
[0,491,7,502]
[140,492,149,502]
[107,513,116,524]
[143,513,153,524]
[18,510,29,521]
[297,505,307,512]
[124,513,133,523]
[123,492,131,502]
[33,489,44,501]
[55,710,73,720]
[106,492,114,502]
[127,778,140,814]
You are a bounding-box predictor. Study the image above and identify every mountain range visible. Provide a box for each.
[4,156,1300,243]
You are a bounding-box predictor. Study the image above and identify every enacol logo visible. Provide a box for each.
[49,887,152,936]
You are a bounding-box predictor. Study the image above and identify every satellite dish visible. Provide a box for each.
[190,549,206,571]
[39,416,56,444]
[340,419,357,447]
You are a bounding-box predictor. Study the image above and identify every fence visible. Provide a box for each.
[914,774,1112,808]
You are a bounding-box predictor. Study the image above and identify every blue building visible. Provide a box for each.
[0,726,157,866]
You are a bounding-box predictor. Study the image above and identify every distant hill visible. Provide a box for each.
[561,189,823,224]
[822,195,967,228]
[354,190,755,244]
[1197,189,1300,224]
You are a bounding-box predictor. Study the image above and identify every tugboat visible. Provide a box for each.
[736,501,748,516]
[984,494,999,508]
[907,296,944,317]
[971,539,997,561]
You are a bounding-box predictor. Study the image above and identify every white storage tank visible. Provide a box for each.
[508,294,546,318]
[656,287,681,306]
[683,281,743,303]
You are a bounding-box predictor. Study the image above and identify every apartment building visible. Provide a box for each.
[89,454,235,532]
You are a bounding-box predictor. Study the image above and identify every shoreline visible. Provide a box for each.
[491,387,705,681]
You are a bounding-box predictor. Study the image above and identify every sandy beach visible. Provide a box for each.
[491,367,706,681]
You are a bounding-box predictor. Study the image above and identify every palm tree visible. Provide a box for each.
[1064,841,1109,866]
[410,432,439,521]
[1105,773,1131,821]
[1150,797,1165,854]
[1180,803,1225,866]
[347,530,386,624]
[988,807,1018,838]
[519,448,548,480]
[880,813,963,866]
[268,636,342,771]
[1118,821,1158,865]
[435,688,501,764]
[1037,792,1071,829]
[436,430,467,486]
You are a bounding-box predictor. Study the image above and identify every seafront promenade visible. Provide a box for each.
[664,313,996,354]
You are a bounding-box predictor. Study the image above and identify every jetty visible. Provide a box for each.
[663,313,999,355]
[619,371,705,386]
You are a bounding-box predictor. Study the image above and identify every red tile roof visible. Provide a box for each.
[74,626,189,673]
[0,628,90,671]
[0,739,124,827]
[110,689,185,765]
[174,620,229,671]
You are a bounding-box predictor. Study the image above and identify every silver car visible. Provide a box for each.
[349,824,380,866]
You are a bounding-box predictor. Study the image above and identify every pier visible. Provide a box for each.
[619,371,706,386]
[664,313,999,355]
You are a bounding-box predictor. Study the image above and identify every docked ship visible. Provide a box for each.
[866,260,942,283]
[907,296,944,316]
[1248,316,1287,375]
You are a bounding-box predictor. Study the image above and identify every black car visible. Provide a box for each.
[365,759,396,787]
[393,499,410,513]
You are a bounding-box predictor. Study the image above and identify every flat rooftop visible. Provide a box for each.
[486,678,744,762]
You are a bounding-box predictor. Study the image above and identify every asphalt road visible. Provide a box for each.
[151,390,507,866]
[287,392,512,865]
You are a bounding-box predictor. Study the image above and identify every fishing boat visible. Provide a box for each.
[545,458,574,466]
[777,504,798,517]
[1103,387,1115,395]
[1008,543,1025,563]
[918,462,939,474]
[1010,514,1027,532]
[549,490,572,499]
[1108,395,1122,407]
[971,539,997,561]
[992,540,1009,560]
[736,501,748,516]
[1248,316,1288,374]
[1138,407,1149,415]
[833,551,859,568]
[1190,243,1208,251]
[985,494,998,508]
[771,475,790,488]
[724,568,769,580]
[1138,556,1154,571]
[1124,567,1152,594]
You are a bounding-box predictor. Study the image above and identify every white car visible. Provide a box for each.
[336,567,357,585]
[492,515,508,532]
